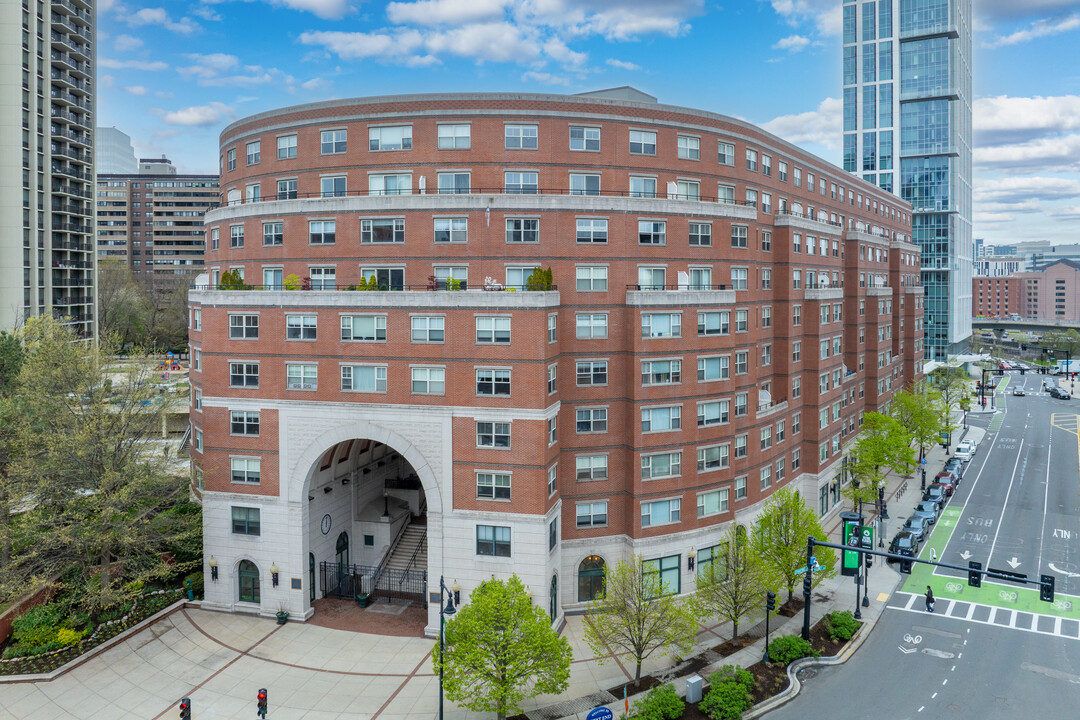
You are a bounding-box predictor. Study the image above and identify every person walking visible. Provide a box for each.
[925,585,935,612]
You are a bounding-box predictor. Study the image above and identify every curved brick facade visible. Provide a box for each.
[190,91,923,631]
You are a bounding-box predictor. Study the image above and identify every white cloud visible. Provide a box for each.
[542,37,587,68]
[100,74,115,87]
[114,34,144,51]
[301,23,542,66]
[983,13,1080,47]
[425,22,542,63]
[761,96,842,151]
[521,70,570,86]
[151,101,234,127]
[200,0,352,20]
[301,77,331,92]
[761,0,842,36]
[122,85,149,95]
[975,95,1080,137]
[98,58,170,71]
[974,0,1080,21]
[179,53,242,79]
[123,7,200,34]
[299,29,427,61]
[386,0,510,26]
[773,34,810,51]
[975,134,1080,172]
[98,0,117,11]
[1047,205,1080,220]
[974,176,1080,203]
[191,5,223,21]
[606,58,640,71]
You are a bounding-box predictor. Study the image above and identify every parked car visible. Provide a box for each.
[890,531,919,557]
[904,515,929,541]
[934,473,956,496]
[944,457,964,478]
[955,440,977,461]
[913,500,939,525]
[1013,387,1026,396]
[923,483,948,507]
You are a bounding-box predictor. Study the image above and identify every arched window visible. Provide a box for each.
[238,560,260,603]
[549,574,558,622]
[336,532,350,567]
[578,556,605,602]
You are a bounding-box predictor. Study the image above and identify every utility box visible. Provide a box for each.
[685,675,703,704]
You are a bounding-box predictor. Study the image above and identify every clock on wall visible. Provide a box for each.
[321,514,332,535]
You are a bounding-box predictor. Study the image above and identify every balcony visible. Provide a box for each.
[625,284,736,307]
[774,210,843,236]
[190,285,562,311]
[756,399,789,420]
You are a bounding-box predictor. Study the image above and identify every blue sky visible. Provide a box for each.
[96,0,1080,246]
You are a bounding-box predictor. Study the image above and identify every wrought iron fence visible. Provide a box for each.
[319,562,427,603]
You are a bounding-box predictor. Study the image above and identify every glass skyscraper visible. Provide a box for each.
[843,0,972,360]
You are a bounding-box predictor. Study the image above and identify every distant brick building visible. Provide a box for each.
[1017,259,1080,322]
[190,89,923,633]
[972,276,1019,318]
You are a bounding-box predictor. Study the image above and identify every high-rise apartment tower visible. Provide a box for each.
[843,0,972,360]
[0,0,96,336]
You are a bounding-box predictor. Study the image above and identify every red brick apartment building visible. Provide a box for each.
[973,276,1020,318]
[189,88,923,632]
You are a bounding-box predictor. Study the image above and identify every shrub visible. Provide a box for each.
[524,266,554,291]
[123,580,145,596]
[56,627,87,646]
[12,603,65,640]
[14,626,58,648]
[283,273,302,291]
[3,641,64,659]
[630,683,684,720]
[767,635,819,665]
[707,665,754,691]
[824,611,860,642]
[700,679,754,720]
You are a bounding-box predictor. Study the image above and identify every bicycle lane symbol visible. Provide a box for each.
[899,632,922,654]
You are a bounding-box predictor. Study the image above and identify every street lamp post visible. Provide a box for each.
[438,576,457,720]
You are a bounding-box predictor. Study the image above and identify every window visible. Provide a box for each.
[576,266,608,291]
[548,464,558,496]
[698,444,730,472]
[230,225,244,248]
[570,125,600,151]
[286,315,317,340]
[341,364,387,392]
[792,448,801,470]
[698,311,729,336]
[629,130,656,155]
[476,525,511,557]
[570,173,601,196]
[792,376,802,399]
[761,426,773,450]
[642,359,681,385]
[792,412,801,434]
[411,367,445,395]
[505,124,538,149]
[776,420,786,443]
[277,134,296,160]
[793,342,802,363]
[476,421,511,449]
[734,309,748,332]
[745,189,758,209]
[576,218,608,243]
[262,222,283,247]
[689,222,711,246]
[760,465,772,490]
[642,313,681,338]
[361,218,405,243]
[735,351,748,375]
[194,428,203,452]
[698,399,729,427]
[638,220,666,245]
[734,434,747,458]
[577,501,608,527]
[193,349,201,371]
[369,125,411,151]
[576,313,608,339]
[432,217,468,244]
[193,388,203,412]
[576,360,607,386]
[505,218,539,243]
[504,171,538,194]
[309,266,336,290]
[476,316,510,344]
[642,405,681,432]
[630,176,657,198]
[549,517,557,551]
[548,364,557,394]
[277,178,297,200]
[229,314,259,340]
[718,141,735,165]
[437,172,470,195]
[641,500,680,528]
[319,175,347,198]
[230,411,259,436]
[231,457,261,484]
[642,452,681,480]
[734,392,748,417]
[778,160,788,181]
[341,315,385,342]
[638,267,665,290]
[576,407,608,433]
[688,267,712,290]
[230,362,259,388]
[762,306,772,328]
[761,192,772,214]
[411,316,445,343]
[731,268,748,290]
[678,135,700,160]
[698,355,729,382]
[476,472,511,500]
[210,228,220,250]
[762,154,772,176]
[549,416,558,445]
[232,507,260,536]
[307,219,335,245]
[476,369,511,396]
[746,148,758,171]
[287,363,318,390]
[761,344,772,366]
[730,225,748,248]
[438,124,470,149]
[321,129,347,154]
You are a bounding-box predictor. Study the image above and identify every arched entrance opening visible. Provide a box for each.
[306,437,429,607]
[578,556,605,602]
[238,560,260,604]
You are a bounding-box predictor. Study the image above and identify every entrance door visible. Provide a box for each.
[309,553,316,602]
[238,560,260,603]
[577,556,605,602]
[335,532,350,595]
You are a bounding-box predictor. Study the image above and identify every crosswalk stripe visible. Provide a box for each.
[889,591,1080,641]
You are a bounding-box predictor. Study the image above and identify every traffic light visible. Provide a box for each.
[257,688,268,718]
[865,553,873,569]
[1040,574,1055,603]
[900,559,912,574]
[179,698,191,720]
[968,560,982,588]
[803,573,812,596]
[766,591,776,612]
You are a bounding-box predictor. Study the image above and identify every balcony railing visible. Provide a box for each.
[625,283,729,291]
[192,282,558,292]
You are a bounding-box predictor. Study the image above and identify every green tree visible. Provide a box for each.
[928,366,970,444]
[584,555,698,686]
[749,488,837,607]
[845,412,916,506]
[890,385,943,462]
[0,332,26,570]
[433,575,571,720]
[96,259,147,347]
[0,318,201,608]
[692,525,767,644]
[143,275,190,352]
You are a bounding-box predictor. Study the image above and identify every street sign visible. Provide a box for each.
[587,707,614,720]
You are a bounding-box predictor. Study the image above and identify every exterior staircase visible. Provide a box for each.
[385,523,426,573]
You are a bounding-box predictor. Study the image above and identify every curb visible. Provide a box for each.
[0,598,191,684]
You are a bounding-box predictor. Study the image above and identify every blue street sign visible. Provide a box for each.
[587,708,614,720]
